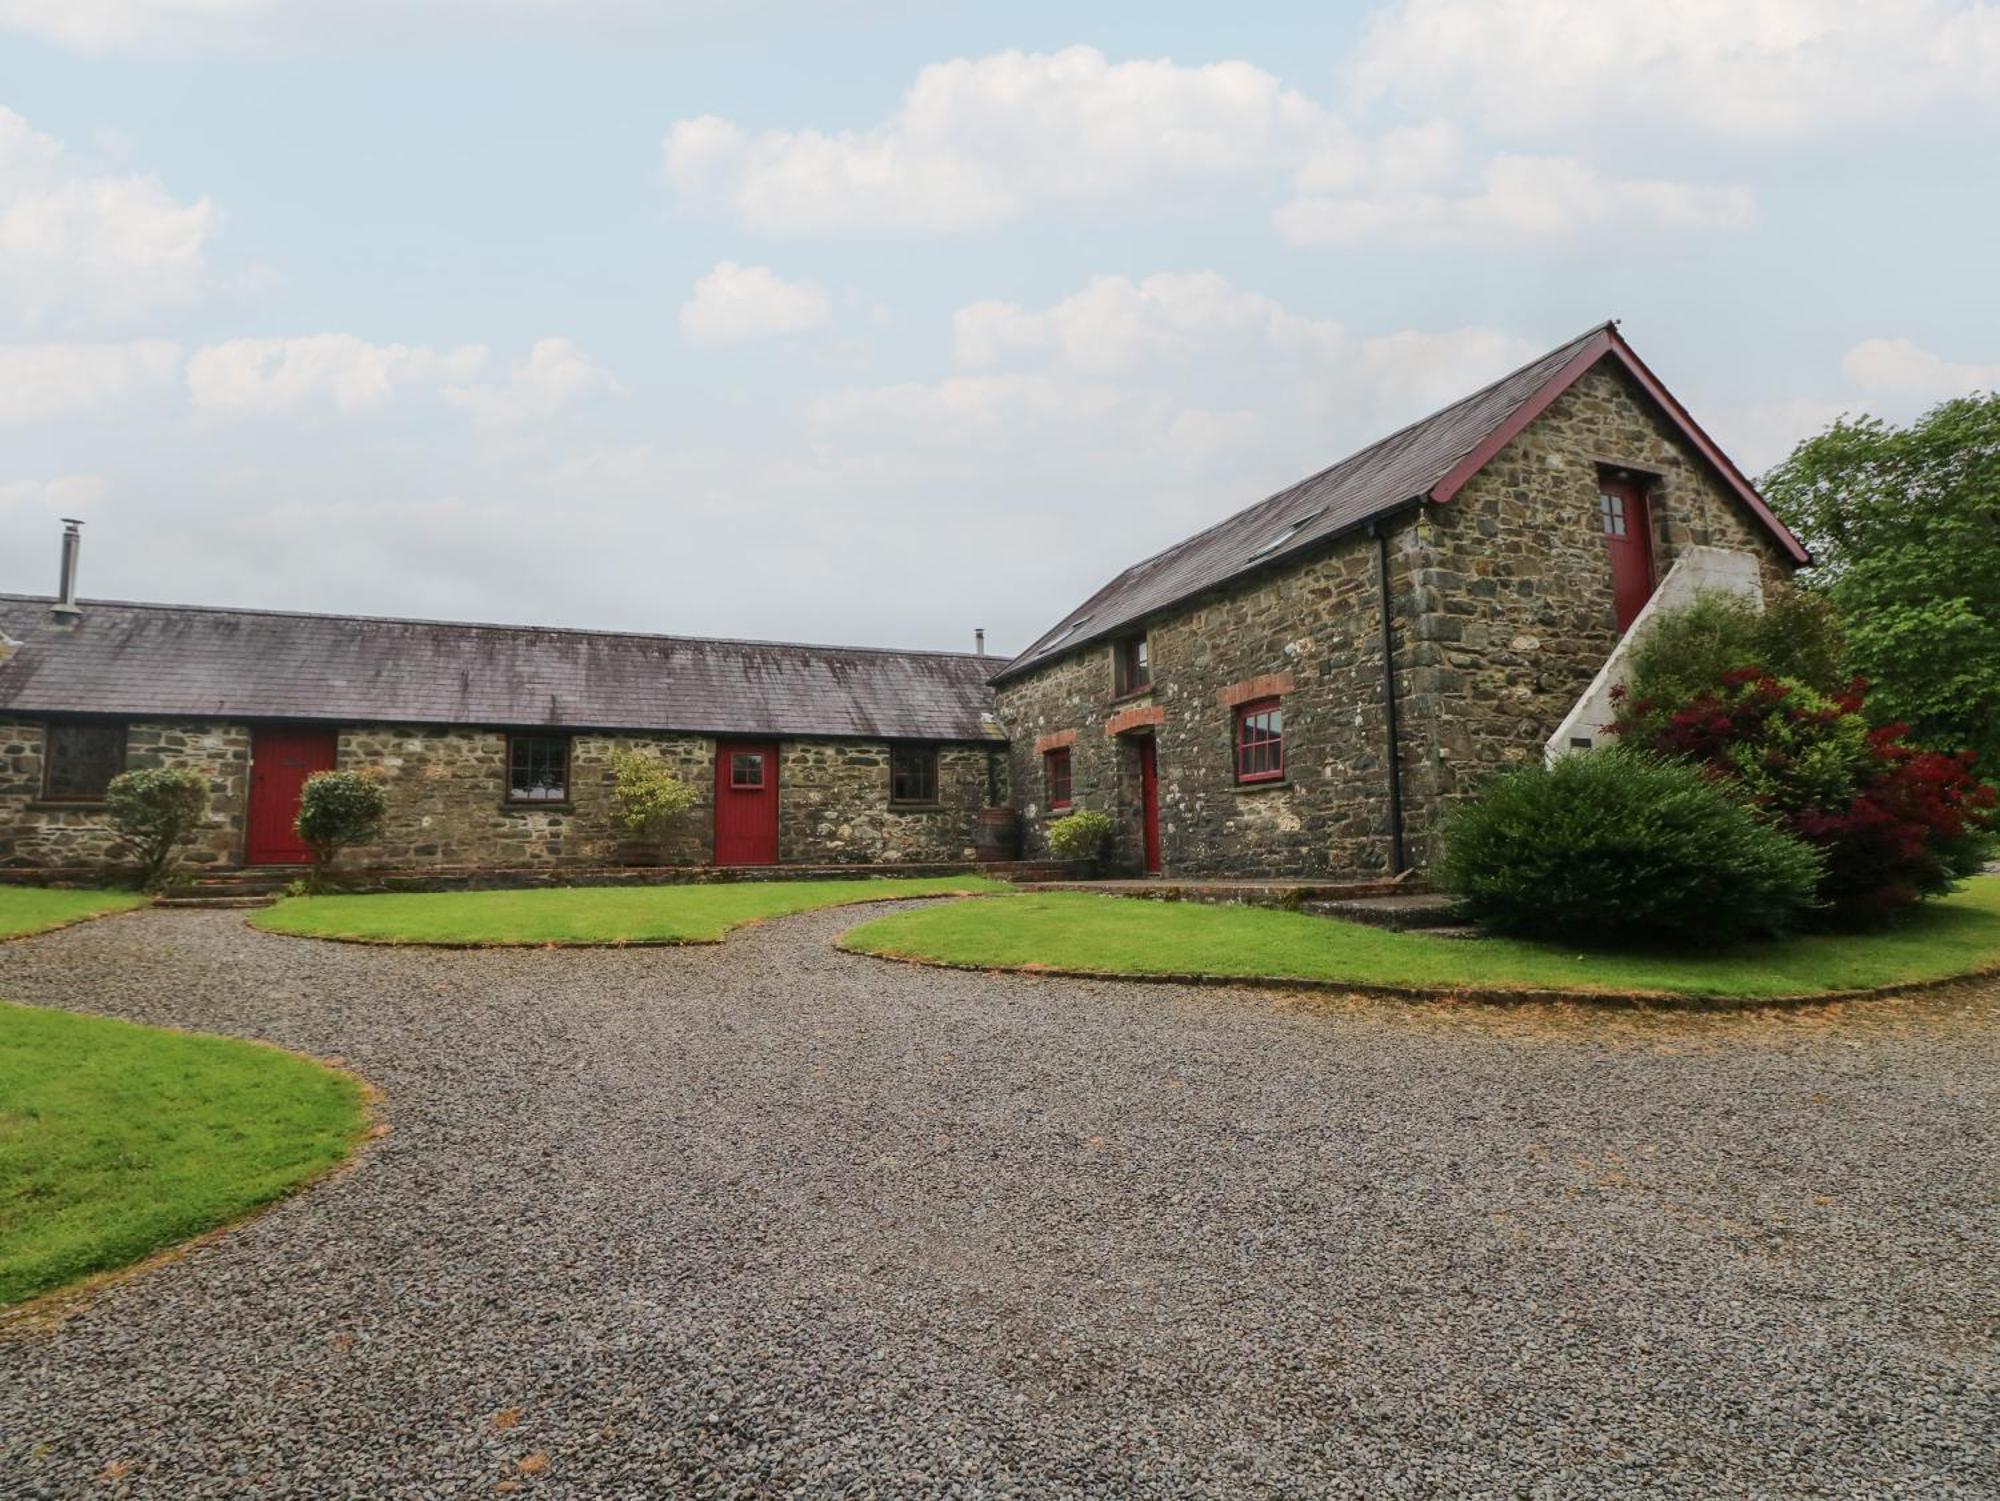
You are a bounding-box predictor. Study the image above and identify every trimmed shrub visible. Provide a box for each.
[1613,668,1997,923]
[1437,752,1822,945]
[294,770,388,888]
[606,749,698,850]
[103,767,211,890]
[1621,588,1848,707]
[1046,810,1113,864]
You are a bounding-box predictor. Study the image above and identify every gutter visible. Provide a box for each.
[1373,519,1408,876]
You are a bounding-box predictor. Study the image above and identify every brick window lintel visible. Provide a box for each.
[1033,729,1078,756]
[1219,672,1295,710]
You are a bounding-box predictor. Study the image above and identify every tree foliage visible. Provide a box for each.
[1621,587,1847,706]
[1762,392,2000,770]
[606,749,698,844]
[1612,668,1995,924]
[294,770,388,887]
[103,767,211,891]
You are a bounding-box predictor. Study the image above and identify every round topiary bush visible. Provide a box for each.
[1046,810,1112,864]
[1437,751,1823,946]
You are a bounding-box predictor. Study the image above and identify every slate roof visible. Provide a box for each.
[0,597,1001,741]
[991,321,1806,683]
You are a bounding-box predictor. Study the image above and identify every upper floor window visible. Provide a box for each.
[41,720,126,802]
[889,745,939,806]
[1043,746,1073,810]
[1114,635,1151,696]
[507,734,570,803]
[1234,699,1284,784]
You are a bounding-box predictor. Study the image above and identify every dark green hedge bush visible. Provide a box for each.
[1437,751,1823,945]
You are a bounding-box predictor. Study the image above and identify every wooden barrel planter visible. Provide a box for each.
[973,807,1022,862]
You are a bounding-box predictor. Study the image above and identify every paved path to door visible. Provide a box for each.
[2,906,1995,1497]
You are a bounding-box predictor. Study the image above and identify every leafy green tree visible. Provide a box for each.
[606,748,698,856]
[104,767,211,890]
[1762,393,2000,770]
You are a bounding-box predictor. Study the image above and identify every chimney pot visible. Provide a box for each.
[50,518,83,618]
[974,627,986,655]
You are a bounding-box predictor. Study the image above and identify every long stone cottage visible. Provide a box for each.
[0,322,1810,883]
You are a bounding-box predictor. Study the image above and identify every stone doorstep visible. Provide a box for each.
[1299,892,1468,932]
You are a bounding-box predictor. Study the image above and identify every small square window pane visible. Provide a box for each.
[730,753,764,788]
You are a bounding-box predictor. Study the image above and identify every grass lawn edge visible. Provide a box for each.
[248,885,998,949]
[0,889,149,944]
[0,1012,382,1331]
[836,894,2000,1009]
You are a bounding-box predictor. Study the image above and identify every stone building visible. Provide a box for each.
[0,322,1809,881]
[988,321,1809,878]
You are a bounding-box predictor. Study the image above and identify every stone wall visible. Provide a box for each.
[335,727,716,870]
[0,718,995,873]
[0,716,248,872]
[778,741,994,864]
[994,529,1416,879]
[1396,361,1798,861]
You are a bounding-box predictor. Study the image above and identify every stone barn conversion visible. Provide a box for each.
[0,322,1810,884]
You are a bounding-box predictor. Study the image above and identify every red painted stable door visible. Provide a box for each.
[1136,736,1163,875]
[1599,477,1657,633]
[247,727,338,865]
[714,741,780,866]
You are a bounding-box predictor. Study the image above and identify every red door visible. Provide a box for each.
[1600,477,1656,632]
[1136,736,1162,876]
[714,741,780,866]
[247,727,338,865]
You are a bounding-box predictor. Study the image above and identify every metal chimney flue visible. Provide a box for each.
[51,519,83,617]
[974,627,986,656]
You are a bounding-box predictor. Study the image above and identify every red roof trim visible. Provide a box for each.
[1428,326,1812,567]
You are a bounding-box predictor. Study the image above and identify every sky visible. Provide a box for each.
[0,0,1995,656]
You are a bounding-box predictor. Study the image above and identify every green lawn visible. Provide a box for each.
[0,1003,366,1306]
[0,886,146,941]
[841,877,2000,1000]
[251,875,1010,946]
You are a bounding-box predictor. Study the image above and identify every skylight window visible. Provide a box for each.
[1247,508,1326,562]
[1035,615,1090,655]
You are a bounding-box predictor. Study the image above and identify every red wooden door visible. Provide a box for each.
[1137,736,1162,875]
[247,727,338,865]
[1600,477,1656,632]
[714,741,780,866]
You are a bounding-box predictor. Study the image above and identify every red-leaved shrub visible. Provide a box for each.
[1611,669,1995,924]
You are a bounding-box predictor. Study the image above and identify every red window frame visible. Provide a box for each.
[1234,698,1284,784]
[728,750,767,789]
[1114,635,1151,696]
[1043,746,1072,810]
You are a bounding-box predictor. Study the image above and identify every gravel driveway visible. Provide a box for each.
[1,903,1994,1499]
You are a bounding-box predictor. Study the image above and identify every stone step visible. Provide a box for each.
[1302,893,1466,931]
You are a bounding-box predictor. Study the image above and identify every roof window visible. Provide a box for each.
[1247,508,1326,562]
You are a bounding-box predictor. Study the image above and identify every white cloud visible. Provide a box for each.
[955,272,1344,376]
[1350,0,2000,139]
[1277,153,1756,248]
[1840,337,2000,402]
[445,337,624,423]
[0,106,216,328]
[0,472,112,516]
[665,46,1331,232]
[0,339,180,423]
[679,261,831,344]
[0,0,881,55]
[185,333,488,416]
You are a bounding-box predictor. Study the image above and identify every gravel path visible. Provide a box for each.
[1,904,1995,1499]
